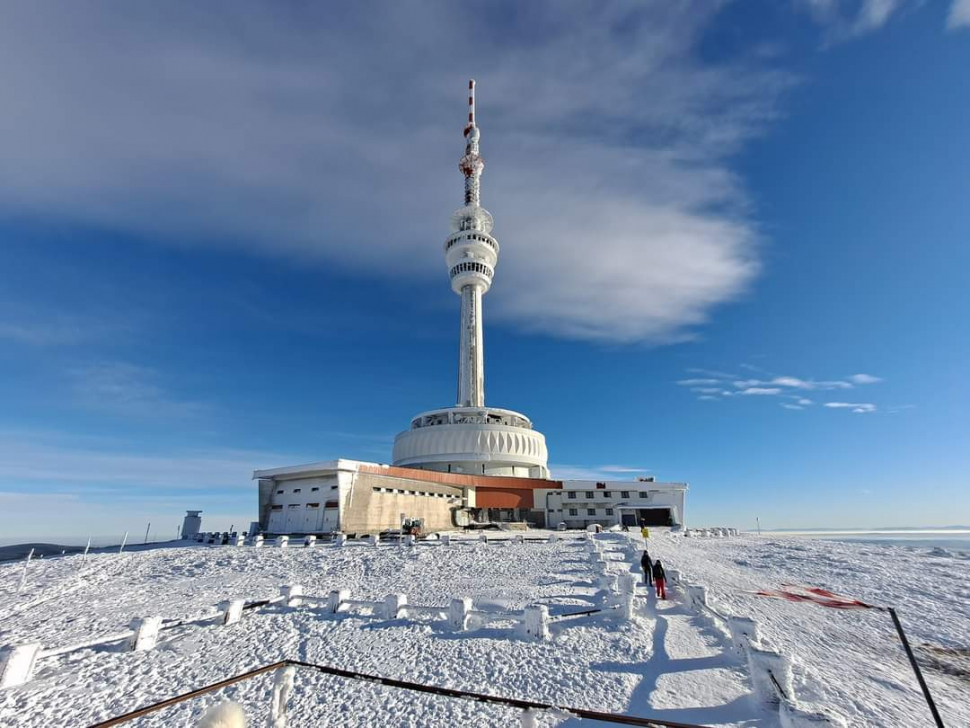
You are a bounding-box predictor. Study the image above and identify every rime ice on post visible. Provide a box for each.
[521,605,550,641]
[127,616,162,651]
[281,584,304,607]
[368,534,379,547]
[220,599,245,625]
[328,589,349,614]
[448,597,472,631]
[270,665,296,728]
[382,593,408,620]
[0,643,41,689]
[303,535,316,547]
[335,534,347,547]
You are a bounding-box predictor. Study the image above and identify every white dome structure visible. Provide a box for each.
[392,81,550,479]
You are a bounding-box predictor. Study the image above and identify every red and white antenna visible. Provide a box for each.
[465,79,476,135]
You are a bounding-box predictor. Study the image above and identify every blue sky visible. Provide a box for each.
[1,1,968,538]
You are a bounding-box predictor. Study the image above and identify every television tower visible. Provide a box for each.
[446,79,499,408]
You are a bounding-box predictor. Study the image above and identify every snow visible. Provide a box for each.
[0,532,965,726]
[648,532,969,727]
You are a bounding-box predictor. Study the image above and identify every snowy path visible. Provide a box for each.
[560,540,774,728]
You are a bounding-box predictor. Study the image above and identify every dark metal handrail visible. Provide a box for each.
[86,658,710,728]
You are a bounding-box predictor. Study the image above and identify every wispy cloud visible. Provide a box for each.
[798,0,911,39]
[824,402,877,413]
[68,361,208,419]
[949,0,970,29]
[678,365,887,411]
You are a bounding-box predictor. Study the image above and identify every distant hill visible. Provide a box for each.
[0,542,85,563]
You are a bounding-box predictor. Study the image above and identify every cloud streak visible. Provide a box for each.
[0,2,796,344]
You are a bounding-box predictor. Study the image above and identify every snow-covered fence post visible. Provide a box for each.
[618,574,636,595]
[276,536,289,549]
[269,664,296,728]
[404,534,416,547]
[0,643,41,689]
[748,646,793,705]
[618,592,636,622]
[303,535,316,548]
[82,537,92,561]
[368,534,379,547]
[382,593,407,620]
[547,532,558,543]
[448,598,471,631]
[335,534,347,548]
[520,708,540,728]
[252,534,264,548]
[220,599,245,625]
[16,548,34,594]
[127,616,163,652]
[687,585,708,611]
[666,569,681,585]
[440,534,451,547]
[520,605,550,641]
[231,534,245,547]
[328,589,349,614]
[479,532,489,545]
[281,584,304,607]
[514,534,524,545]
[728,616,759,655]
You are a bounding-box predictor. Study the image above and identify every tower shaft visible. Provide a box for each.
[457,284,484,407]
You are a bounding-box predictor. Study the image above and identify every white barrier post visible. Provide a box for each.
[0,643,41,688]
[282,584,304,607]
[448,598,472,631]
[304,535,316,548]
[231,534,245,547]
[547,533,558,543]
[748,646,793,705]
[666,569,681,585]
[277,536,289,549]
[368,534,379,547]
[521,708,540,728]
[335,534,347,547]
[220,599,245,625]
[270,664,296,728]
[618,592,636,621]
[127,617,163,651]
[618,574,636,595]
[687,585,708,610]
[404,534,416,547]
[382,593,408,620]
[16,548,34,594]
[728,616,759,655]
[252,534,264,548]
[441,534,451,546]
[514,534,524,544]
[328,589,349,614]
[479,532,489,544]
[521,605,550,641]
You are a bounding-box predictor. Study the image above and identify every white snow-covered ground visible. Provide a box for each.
[649,533,970,727]
[0,532,966,726]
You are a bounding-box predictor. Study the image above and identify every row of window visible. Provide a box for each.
[276,485,337,495]
[372,486,460,502]
[449,261,493,279]
[567,508,615,517]
[565,490,647,500]
[446,232,497,252]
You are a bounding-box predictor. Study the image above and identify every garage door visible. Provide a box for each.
[267,506,285,533]
[303,504,321,533]
[283,504,303,533]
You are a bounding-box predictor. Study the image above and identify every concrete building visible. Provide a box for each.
[251,82,688,535]
[181,510,202,539]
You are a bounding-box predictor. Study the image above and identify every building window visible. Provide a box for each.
[602,491,612,498]
[372,487,381,493]
[293,489,301,493]
[605,508,614,516]
[585,491,594,499]
[311,487,319,492]
[567,491,577,499]
[277,490,283,494]
[568,508,578,516]
[639,491,649,498]
[270,505,282,511]
[587,508,596,516]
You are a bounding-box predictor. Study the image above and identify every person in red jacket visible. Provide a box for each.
[652,559,666,599]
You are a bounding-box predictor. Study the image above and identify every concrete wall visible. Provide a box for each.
[339,472,463,534]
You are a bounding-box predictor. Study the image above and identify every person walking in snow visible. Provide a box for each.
[652,559,666,599]
[640,550,653,585]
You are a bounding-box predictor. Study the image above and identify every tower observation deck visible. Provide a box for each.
[392,81,550,479]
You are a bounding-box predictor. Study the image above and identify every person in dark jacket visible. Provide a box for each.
[652,559,666,599]
[640,550,653,585]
